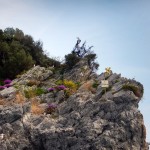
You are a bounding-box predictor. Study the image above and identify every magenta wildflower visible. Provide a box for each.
[0,86,5,90]
[4,79,12,84]
[57,85,66,90]
[47,103,57,109]
[48,87,55,92]
[4,84,11,88]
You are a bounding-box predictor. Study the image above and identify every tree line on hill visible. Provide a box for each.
[0,27,99,81]
[0,27,60,80]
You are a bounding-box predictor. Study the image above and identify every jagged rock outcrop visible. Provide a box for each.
[0,59,149,150]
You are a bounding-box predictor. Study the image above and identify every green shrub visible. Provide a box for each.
[55,79,78,98]
[64,89,71,98]
[36,88,46,95]
[24,87,45,98]
[115,79,120,83]
[85,53,99,71]
[63,80,77,90]
[65,53,80,69]
[55,80,63,85]
[122,84,143,98]
[56,79,77,90]
[75,82,81,88]
[24,89,36,98]
[92,80,99,89]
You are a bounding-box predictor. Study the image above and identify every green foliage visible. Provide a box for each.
[65,53,80,69]
[0,79,4,85]
[24,89,35,98]
[64,39,99,71]
[85,53,99,71]
[64,80,77,90]
[24,87,45,98]
[115,79,120,83]
[56,79,77,91]
[55,80,63,85]
[55,79,78,98]
[122,84,143,98]
[64,89,72,98]
[35,88,46,96]
[92,80,99,89]
[75,82,81,88]
[0,27,61,80]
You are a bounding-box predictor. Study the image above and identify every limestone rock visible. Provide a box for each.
[0,87,17,99]
[0,60,148,150]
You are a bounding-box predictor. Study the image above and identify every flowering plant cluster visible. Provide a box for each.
[48,87,55,92]
[45,103,57,114]
[0,86,5,90]
[56,85,66,90]
[48,85,66,92]
[4,79,12,84]
[47,103,57,109]
[0,79,12,90]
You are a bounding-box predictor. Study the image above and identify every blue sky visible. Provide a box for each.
[0,0,150,141]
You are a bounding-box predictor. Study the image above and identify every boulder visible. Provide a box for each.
[0,87,17,99]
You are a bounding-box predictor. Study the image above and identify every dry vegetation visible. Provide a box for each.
[79,80,96,93]
[31,99,45,115]
[0,99,6,105]
[14,92,25,104]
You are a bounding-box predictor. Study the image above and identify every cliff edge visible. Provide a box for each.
[0,58,149,150]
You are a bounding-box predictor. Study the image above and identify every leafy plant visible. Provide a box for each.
[64,89,72,98]
[122,84,143,98]
[56,79,77,91]
[36,88,46,96]
[92,80,99,89]
[55,80,63,85]
[115,79,120,83]
[85,53,99,71]
[75,82,81,88]
[65,53,80,69]
[24,87,45,98]
[63,80,77,90]
[24,88,36,98]
[55,79,78,97]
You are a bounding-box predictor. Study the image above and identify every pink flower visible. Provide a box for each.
[0,86,5,90]
[47,103,57,109]
[4,84,11,88]
[57,85,66,90]
[48,87,55,92]
[4,79,12,84]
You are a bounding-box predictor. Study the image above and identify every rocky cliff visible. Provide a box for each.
[0,58,149,150]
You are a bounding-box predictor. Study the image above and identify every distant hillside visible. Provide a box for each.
[0,27,60,80]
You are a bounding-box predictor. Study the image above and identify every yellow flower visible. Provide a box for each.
[105,67,111,74]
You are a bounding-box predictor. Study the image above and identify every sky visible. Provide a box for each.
[0,0,150,142]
